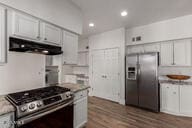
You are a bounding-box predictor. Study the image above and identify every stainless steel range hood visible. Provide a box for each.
[9,37,63,55]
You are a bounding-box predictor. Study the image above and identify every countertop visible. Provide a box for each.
[159,75,192,85]
[58,83,90,93]
[0,96,15,116]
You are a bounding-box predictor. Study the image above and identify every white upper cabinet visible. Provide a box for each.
[160,41,173,66]
[127,45,144,54]
[10,11,63,45]
[160,39,192,66]
[11,11,40,40]
[63,31,78,64]
[41,22,62,45]
[0,7,6,64]
[173,39,192,66]
[143,43,160,53]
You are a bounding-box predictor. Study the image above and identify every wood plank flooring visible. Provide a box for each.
[87,97,192,128]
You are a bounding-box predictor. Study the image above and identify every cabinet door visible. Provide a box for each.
[78,52,88,66]
[160,41,173,66]
[104,48,120,102]
[41,23,62,45]
[12,12,40,40]
[74,97,88,128]
[143,43,160,53]
[63,31,78,64]
[129,45,144,54]
[0,7,6,64]
[180,85,192,115]
[173,39,192,66]
[161,84,179,113]
[0,112,14,128]
[92,50,106,97]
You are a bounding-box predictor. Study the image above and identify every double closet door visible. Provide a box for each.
[92,48,120,102]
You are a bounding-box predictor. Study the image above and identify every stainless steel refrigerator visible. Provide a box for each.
[125,52,159,112]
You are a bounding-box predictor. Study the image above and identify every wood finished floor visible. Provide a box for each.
[86,97,192,128]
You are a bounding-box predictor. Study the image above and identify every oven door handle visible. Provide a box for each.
[16,100,73,127]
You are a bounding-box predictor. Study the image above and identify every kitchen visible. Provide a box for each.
[1,0,192,128]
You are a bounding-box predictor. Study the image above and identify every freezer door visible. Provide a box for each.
[138,53,159,112]
[125,55,139,106]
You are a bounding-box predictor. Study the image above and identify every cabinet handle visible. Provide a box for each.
[37,36,40,39]
[44,38,47,40]
[173,92,177,94]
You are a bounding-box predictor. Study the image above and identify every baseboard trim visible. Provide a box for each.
[119,99,125,105]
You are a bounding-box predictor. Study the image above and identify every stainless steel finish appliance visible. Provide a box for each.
[6,86,74,127]
[46,66,59,86]
[125,52,159,112]
[9,37,63,55]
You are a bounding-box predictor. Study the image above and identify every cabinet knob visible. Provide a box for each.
[44,38,47,40]
[173,92,177,94]
[37,36,40,39]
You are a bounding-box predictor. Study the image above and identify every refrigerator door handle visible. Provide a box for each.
[137,64,141,78]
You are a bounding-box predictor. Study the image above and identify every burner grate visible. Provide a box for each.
[7,86,70,105]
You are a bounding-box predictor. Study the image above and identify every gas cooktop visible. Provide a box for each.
[6,86,73,118]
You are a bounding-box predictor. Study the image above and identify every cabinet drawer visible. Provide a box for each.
[74,90,88,101]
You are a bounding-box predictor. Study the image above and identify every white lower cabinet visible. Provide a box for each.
[0,112,14,128]
[161,84,179,114]
[180,85,192,115]
[74,90,88,128]
[161,84,192,117]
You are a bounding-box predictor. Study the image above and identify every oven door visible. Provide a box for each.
[16,100,73,128]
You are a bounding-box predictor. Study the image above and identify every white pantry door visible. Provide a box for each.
[92,50,106,98]
[92,48,120,102]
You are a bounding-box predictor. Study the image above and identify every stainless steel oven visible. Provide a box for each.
[18,100,74,128]
[6,86,74,128]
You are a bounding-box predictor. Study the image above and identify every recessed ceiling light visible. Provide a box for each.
[89,23,95,27]
[121,11,128,17]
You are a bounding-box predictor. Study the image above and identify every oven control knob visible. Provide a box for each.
[20,105,28,112]
[37,102,42,107]
[66,92,71,98]
[29,103,35,109]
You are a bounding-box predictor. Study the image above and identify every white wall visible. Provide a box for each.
[0,52,45,95]
[89,28,125,104]
[0,0,83,34]
[126,15,192,45]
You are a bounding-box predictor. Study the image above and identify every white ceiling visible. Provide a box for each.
[71,0,192,38]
